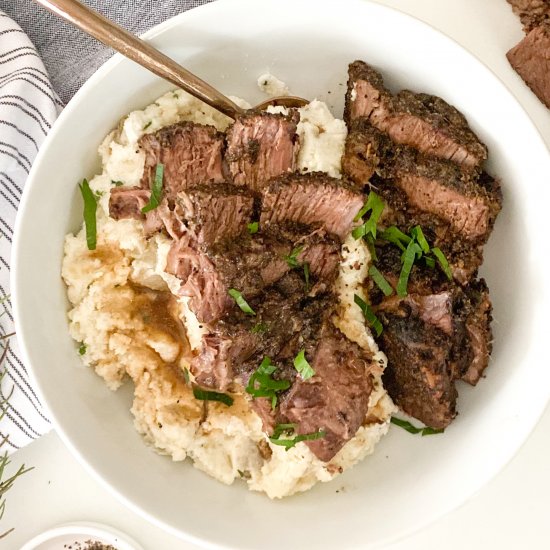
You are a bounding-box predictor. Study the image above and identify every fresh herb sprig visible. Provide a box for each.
[247,221,259,234]
[0,304,33,539]
[246,357,290,409]
[269,424,326,450]
[390,416,444,436]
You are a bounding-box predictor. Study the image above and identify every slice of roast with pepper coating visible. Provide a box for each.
[368,245,494,427]
[190,280,331,391]
[279,323,375,462]
[507,24,550,109]
[225,111,300,192]
[166,225,341,324]
[344,60,487,170]
[139,122,225,198]
[260,172,364,240]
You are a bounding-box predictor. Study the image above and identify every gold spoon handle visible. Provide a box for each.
[33,0,245,119]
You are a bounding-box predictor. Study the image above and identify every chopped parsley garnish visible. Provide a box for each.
[431,247,453,281]
[354,294,383,337]
[79,178,97,250]
[247,221,259,234]
[269,424,326,450]
[111,180,124,187]
[94,190,104,199]
[228,289,256,315]
[143,121,152,130]
[246,357,291,409]
[368,265,393,296]
[284,245,303,268]
[78,343,87,355]
[293,349,315,380]
[378,224,453,295]
[411,225,430,254]
[141,163,164,213]
[251,322,268,334]
[352,191,385,240]
[192,386,233,407]
[390,416,444,436]
[379,226,411,251]
[397,240,422,297]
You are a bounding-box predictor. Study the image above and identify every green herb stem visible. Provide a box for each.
[192,386,233,407]
[354,294,383,337]
[368,265,393,296]
[228,289,256,315]
[141,163,164,213]
[293,349,315,380]
[390,416,444,436]
[79,179,97,251]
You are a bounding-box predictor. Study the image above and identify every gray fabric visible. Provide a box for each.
[1,0,214,104]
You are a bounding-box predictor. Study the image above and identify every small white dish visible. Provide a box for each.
[12,0,550,549]
[20,522,143,550]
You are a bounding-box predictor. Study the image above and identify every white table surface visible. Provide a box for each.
[3,0,550,548]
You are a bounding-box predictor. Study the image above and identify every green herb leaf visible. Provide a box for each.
[354,294,383,337]
[293,349,315,380]
[78,343,86,356]
[111,180,124,187]
[379,226,411,251]
[303,262,310,293]
[183,367,190,385]
[246,357,291,409]
[431,247,453,281]
[251,322,268,334]
[143,121,152,130]
[397,241,421,297]
[247,221,259,234]
[424,256,436,269]
[368,265,393,296]
[269,427,326,450]
[79,178,97,251]
[284,246,303,268]
[192,386,233,407]
[362,233,377,262]
[228,288,256,315]
[411,225,430,254]
[141,163,164,213]
[390,416,444,436]
[271,423,297,439]
[352,191,385,240]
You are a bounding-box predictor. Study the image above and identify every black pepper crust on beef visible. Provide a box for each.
[507,0,550,32]
[344,60,488,170]
[343,121,502,283]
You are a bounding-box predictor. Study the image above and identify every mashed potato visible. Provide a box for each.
[62,85,395,498]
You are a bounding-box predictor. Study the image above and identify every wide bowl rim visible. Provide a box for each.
[11,0,550,548]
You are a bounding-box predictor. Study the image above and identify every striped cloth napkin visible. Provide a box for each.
[0,11,60,452]
[0,0,213,452]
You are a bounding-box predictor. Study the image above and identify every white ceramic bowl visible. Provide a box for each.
[12,1,550,549]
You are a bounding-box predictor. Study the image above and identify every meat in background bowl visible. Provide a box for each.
[12,0,550,548]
